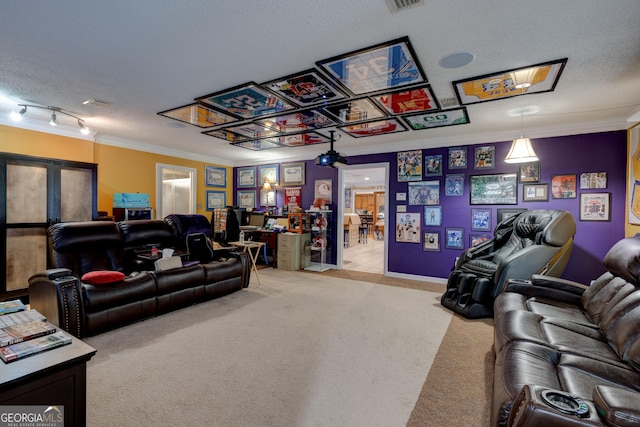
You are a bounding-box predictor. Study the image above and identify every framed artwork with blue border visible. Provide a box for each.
[470,233,491,248]
[237,166,256,188]
[445,227,465,250]
[196,82,295,119]
[423,206,442,226]
[258,164,279,185]
[261,69,346,107]
[471,208,492,231]
[206,191,226,211]
[424,154,443,177]
[205,166,226,187]
[316,36,427,96]
[445,174,465,196]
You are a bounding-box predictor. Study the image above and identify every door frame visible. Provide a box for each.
[337,162,389,274]
[155,163,197,219]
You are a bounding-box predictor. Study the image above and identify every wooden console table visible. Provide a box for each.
[0,333,96,427]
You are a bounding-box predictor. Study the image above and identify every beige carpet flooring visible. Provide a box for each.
[84,269,455,427]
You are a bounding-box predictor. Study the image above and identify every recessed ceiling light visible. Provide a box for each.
[439,51,475,69]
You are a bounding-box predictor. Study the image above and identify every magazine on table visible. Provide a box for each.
[0,309,47,328]
[0,320,57,347]
[0,299,27,315]
[0,331,72,363]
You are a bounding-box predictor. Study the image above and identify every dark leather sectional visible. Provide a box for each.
[492,236,640,426]
[28,215,251,338]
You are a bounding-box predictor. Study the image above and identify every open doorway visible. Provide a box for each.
[338,163,389,275]
[155,163,197,219]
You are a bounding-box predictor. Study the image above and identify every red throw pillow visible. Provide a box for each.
[81,270,125,285]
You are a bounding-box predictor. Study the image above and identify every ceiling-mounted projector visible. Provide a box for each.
[315,130,347,168]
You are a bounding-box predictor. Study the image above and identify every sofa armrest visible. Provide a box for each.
[593,385,640,427]
[28,269,85,338]
[501,274,586,306]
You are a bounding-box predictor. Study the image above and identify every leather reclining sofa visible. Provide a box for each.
[28,214,251,338]
[491,236,640,426]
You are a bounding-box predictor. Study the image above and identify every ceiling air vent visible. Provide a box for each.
[439,97,459,108]
[82,98,112,109]
[386,0,423,13]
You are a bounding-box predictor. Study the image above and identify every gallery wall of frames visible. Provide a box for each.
[234,129,626,285]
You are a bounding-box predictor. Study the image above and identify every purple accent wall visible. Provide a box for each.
[234,130,626,284]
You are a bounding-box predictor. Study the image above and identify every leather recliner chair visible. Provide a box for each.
[441,209,576,319]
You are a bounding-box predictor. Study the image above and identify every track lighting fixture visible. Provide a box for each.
[10,103,90,135]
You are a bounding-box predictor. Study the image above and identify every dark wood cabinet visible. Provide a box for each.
[0,334,96,427]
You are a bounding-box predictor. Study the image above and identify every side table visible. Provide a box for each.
[229,241,266,286]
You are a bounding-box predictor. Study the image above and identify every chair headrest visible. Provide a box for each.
[514,210,576,246]
[603,237,640,283]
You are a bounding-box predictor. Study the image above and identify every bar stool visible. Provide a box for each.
[358,225,368,244]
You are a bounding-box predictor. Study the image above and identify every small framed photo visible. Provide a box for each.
[206,191,226,211]
[408,181,440,205]
[445,227,465,250]
[424,154,443,177]
[397,205,407,213]
[258,164,279,186]
[551,174,577,199]
[519,161,540,183]
[474,146,495,170]
[523,183,549,202]
[445,174,465,196]
[205,166,226,187]
[423,231,441,252]
[397,150,423,182]
[471,208,491,231]
[448,147,467,170]
[424,206,442,226]
[470,173,518,205]
[470,233,491,248]
[396,192,407,201]
[237,166,256,188]
[237,190,256,210]
[497,208,527,223]
[396,213,421,243]
[280,162,305,187]
[580,193,611,221]
[579,172,607,189]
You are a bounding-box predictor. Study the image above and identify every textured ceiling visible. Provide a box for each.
[1,0,639,167]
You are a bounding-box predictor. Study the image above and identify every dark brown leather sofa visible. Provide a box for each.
[491,236,640,426]
[28,215,250,338]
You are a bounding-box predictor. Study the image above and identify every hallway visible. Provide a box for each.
[343,236,384,275]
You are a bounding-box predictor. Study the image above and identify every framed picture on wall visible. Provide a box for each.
[237,166,256,188]
[206,191,226,211]
[473,146,495,170]
[423,206,442,226]
[423,231,440,252]
[258,164,279,186]
[523,183,549,202]
[408,181,440,205]
[280,162,305,186]
[445,227,464,250]
[448,147,467,170]
[237,190,256,210]
[424,154,443,177]
[519,161,540,183]
[470,208,491,231]
[580,192,611,221]
[205,166,226,187]
[397,150,423,182]
[396,212,421,243]
[628,122,640,224]
[469,233,491,248]
[470,173,517,205]
[551,174,577,199]
[579,172,607,189]
[445,174,464,196]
